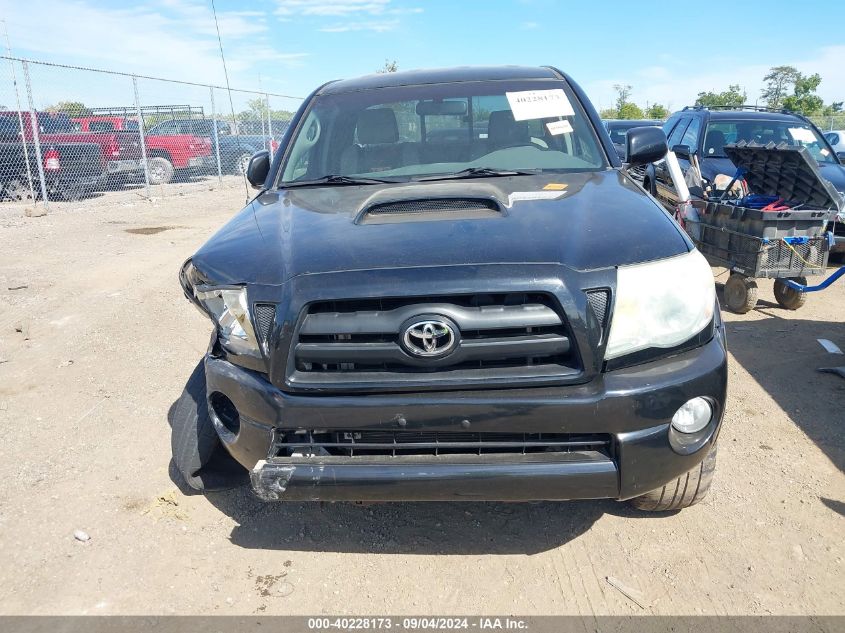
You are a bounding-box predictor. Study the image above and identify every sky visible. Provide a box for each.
[1,0,844,114]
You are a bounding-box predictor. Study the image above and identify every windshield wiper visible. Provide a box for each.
[416,167,541,182]
[283,174,402,188]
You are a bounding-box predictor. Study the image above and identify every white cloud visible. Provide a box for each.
[274,0,422,29]
[0,0,307,104]
[319,20,400,32]
[584,45,845,113]
[520,21,540,30]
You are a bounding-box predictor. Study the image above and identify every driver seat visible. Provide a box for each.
[704,130,726,155]
[487,110,530,150]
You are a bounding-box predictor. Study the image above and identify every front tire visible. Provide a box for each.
[234,152,252,176]
[773,277,807,310]
[628,444,717,511]
[170,360,246,492]
[723,274,758,313]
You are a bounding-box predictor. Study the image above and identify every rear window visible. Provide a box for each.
[37,113,76,134]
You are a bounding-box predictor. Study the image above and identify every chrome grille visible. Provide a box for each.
[287,293,580,391]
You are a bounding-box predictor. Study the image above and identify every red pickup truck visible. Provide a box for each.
[72,116,213,184]
[0,112,145,191]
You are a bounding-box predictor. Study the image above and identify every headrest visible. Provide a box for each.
[357,108,398,144]
[488,110,529,147]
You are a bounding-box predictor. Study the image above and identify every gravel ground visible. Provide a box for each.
[0,183,843,615]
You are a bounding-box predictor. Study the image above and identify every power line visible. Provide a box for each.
[210,0,250,201]
[0,54,303,100]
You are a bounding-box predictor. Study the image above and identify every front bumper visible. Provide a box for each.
[106,159,144,174]
[188,155,216,169]
[206,328,727,502]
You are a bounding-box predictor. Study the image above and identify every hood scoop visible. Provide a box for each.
[357,197,503,224]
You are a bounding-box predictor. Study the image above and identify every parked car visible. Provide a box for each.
[0,111,144,190]
[824,130,845,158]
[602,119,662,160]
[146,119,266,175]
[638,106,845,257]
[71,116,214,185]
[171,66,727,511]
[0,114,105,200]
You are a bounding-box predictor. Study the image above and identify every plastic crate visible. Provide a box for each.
[687,220,829,278]
[693,200,829,239]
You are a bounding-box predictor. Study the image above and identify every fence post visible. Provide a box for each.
[6,59,36,202]
[21,61,49,208]
[209,87,223,183]
[131,76,151,198]
[266,93,272,152]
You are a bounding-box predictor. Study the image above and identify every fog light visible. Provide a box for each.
[671,397,713,434]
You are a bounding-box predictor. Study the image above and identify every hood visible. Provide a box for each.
[191,170,690,286]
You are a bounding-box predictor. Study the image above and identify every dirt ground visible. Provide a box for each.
[0,182,843,616]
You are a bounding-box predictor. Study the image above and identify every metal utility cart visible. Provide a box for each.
[681,141,842,313]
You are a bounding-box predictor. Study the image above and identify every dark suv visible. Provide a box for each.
[172,66,727,511]
[637,106,845,255]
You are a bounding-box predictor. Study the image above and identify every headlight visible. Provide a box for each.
[605,250,714,361]
[180,260,260,358]
[194,286,260,357]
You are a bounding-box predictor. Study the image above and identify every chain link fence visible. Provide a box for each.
[0,55,302,210]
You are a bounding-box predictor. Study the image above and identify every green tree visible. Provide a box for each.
[377,59,398,73]
[782,73,824,115]
[645,103,669,119]
[761,65,801,108]
[606,84,644,119]
[613,84,632,112]
[617,101,644,119]
[237,97,295,126]
[823,101,844,116]
[695,85,746,108]
[46,101,91,116]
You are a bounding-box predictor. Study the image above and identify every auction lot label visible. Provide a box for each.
[506,89,575,121]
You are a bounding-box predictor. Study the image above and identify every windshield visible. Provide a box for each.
[703,119,836,164]
[37,112,76,134]
[280,79,607,185]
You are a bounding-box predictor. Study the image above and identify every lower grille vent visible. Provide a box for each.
[274,430,611,458]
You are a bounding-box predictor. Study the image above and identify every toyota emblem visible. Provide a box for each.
[401,318,457,358]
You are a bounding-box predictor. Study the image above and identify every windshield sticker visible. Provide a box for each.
[507,190,567,206]
[820,148,830,156]
[542,183,568,191]
[506,89,575,121]
[546,120,573,136]
[788,127,816,143]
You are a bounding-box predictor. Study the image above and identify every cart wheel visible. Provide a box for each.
[774,277,807,310]
[724,274,758,313]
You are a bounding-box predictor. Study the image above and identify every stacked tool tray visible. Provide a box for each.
[686,141,841,279]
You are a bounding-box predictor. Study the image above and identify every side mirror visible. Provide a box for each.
[626,126,668,166]
[671,144,692,159]
[837,151,845,162]
[246,150,271,189]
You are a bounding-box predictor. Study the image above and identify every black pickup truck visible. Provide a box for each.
[172,66,727,512]
[0,115,102,201]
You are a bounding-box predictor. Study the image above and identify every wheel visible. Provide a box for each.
[773,277,807,310]
[2,177,34,202]
[147,156,174,185]
[628,444,717,511]
[234,152,252,176]
[169,360,247,492]
[723,274,758,313]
